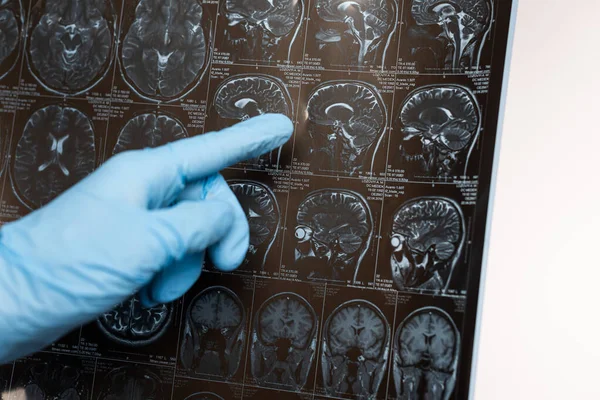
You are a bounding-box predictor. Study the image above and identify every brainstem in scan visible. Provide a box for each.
[13,105,96,208]
[27,0,117,94]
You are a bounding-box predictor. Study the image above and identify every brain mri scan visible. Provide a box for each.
[407,0,493,71]
[221,0,304,62]
[321,300,390,399]
[306,80,387,176]
[214,74,293,168]
[395,85,481,178]
[250,292,318,391]
[96,366,165,400]
[180,286,247,380]
[390,197,465,293]
[0,0,22,79]
[294,189,373,283]
[121,0,209,101]
[13,105,96,209]
[97,294,173,347]
[314,0,398,67]
[393,307,460,400]
[28,0,116,94]
[228,180,280,270]
[12,360,89,400]
[183,394,224,400]
[113,112,188,155]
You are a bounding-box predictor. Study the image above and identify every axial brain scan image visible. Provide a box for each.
[393,307,460,400]
[12,360,90,400]
[96,366,165,400]
[183,394,224,400]
[14,105,96,208]
[28,0,116,94]
[0,1,21,76]
[121,0,208,101]
[113,113,188,154]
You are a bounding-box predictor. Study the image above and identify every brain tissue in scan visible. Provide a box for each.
[14,105,96,208]
[113,112,188,154]
[12,360,90,400]
[28,0,116,94]
[121,0,208,101]
[96,366,165,400]
[393,307,460,400]
[0,0,21,76]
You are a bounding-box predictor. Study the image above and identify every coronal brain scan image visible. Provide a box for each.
[121,0,208,101]
[0,1,21,76]
[214,75,293,168]
[221,0,304,62]
[12,360,89,400]
[407,0,493,71]
[97,294,173,347]
[228,180,280,270]
[321,300,390,399]
[395,85,481,178]
[393,307,460,400]
[306,81,387,176]
[250,292,318,391]
[113,113,188,155]
[28,0,116,94]
[180,286,247,380]
[314,0,397,67]
[96,366,165,400]
[183,394,224,400]
[390,197,465,293]
[13,105,96,208]
[294,189,373,283]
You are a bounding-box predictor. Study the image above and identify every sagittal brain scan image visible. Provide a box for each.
[250,292,318,391]
[294,189,373,283]
[96,366,165,400]
[395,85,481,178]
[228,180,280,270]
[183,394,224,400]
[393,307,460,400]
[28,0,116,94]
[180,286,247,380]
[12,361,89,399]
[407,0,493,71]
[214,74,293,168]
[0,0,22,78]
[306,81,387,176]
[221,0,304,62]
[97,294,173,347]
[390,197,465,293]
[113,113,188,155]
[321,300,390,399]
[314,0,398,67]
[14,105,96,208]
[121,0,209,101]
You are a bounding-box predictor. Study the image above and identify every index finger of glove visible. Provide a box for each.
[79,114,293,207]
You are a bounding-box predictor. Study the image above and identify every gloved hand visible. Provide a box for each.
[0,114,293,364]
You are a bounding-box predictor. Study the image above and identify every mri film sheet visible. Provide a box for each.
[0,0,516,399]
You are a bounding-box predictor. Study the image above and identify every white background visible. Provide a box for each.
[473,0,600,398]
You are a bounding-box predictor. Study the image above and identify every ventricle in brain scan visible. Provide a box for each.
[228,180,280,270]
[393,307,460,400]
[408,0,493,71]
[28,0,116,94]
[222,0,304,62]
[294,189,373,283]
[12,361,89,400]
[180,286,247,380]
[250,292,318,391]
[183,393,224,400]
[314,0,397,67]
[113,113,188,155]
[389,197,465,293]
[214,75,293,168]
[321,299,390,399]
[13,105,96,208]
[121,0,209,101]
[396,85,481,178]
[306,80,387,176]
[97,294,173,347]
[0,1,21,75]
[97,366,165,400]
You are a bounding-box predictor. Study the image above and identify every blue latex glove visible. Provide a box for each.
[0,114,293,364]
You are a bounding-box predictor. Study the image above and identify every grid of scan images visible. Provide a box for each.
[0,0,515,398]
